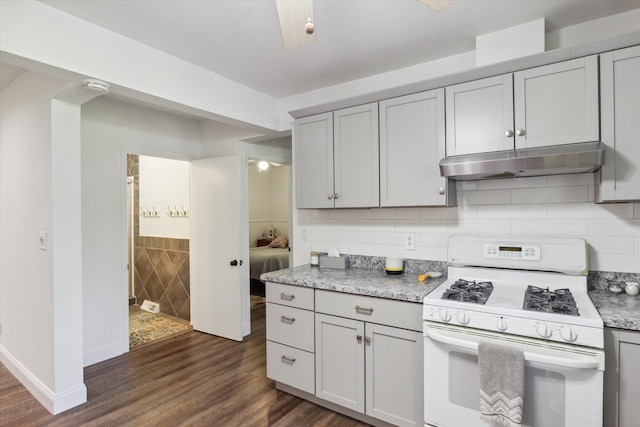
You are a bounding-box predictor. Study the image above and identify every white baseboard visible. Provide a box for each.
[0,345,87,414]
[83,340,127,367]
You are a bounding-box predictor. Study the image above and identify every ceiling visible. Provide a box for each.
[21,0,639,99]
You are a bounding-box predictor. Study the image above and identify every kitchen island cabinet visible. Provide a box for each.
[596,45,640,203]
[379,88,455,207]
[604,328,640,427]
[446,55,599,156]
[295,103,379,209]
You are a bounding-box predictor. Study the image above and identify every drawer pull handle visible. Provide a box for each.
[280,315,296,324]
[280,293,295,301]
[365,336,371,345]
[357,335,363,343]
[281,355,296,364]
[355,305,374,315]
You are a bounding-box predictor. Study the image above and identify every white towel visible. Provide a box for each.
[478,341,525,427]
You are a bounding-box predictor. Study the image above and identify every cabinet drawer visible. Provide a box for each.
[266,303,314,352]
[267,341,315,394]
[316,290,422,331]
[266,282,314,310]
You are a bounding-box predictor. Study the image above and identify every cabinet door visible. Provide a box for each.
[380,89,454,207]
[315,313,365,412]
[365,323,423,427]
[604,328,640,427]
[295,113,334,208]
[597,46,640,202]
[333,103,380,208]
[445,74,514,156]
[514,55,599,149]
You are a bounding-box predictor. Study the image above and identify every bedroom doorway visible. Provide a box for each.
[247,158,291,304]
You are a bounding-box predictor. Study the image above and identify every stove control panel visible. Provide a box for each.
[483,244,540,261]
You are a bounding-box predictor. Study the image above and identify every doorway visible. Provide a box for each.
[126,153,193,349]
[247,158,292,304]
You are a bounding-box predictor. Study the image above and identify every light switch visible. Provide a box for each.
[39,231,47,250]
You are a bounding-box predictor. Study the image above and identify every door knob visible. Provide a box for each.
[230,260,242,266]
[516,129,526,136]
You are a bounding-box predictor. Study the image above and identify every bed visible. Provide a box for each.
[249,246,289,296]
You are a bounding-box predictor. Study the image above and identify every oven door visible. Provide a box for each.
[424,322,604,427]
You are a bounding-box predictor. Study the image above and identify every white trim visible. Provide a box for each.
[83,340,125,367]
[1,345,87,414]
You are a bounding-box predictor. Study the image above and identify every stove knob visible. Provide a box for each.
[456,311,470,325]
[496,317,508,332]
[560,326,578,343]
[535,323,552,338]
[438,308,451,322]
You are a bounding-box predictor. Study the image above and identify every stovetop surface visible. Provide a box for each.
[424,266,602,327]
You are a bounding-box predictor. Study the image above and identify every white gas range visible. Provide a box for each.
[423,235,604,427]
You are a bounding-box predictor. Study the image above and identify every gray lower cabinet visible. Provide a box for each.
[315,291,424,427]
[604,328,640,427]
[379,88,455,207]
[266,282,424,427]
[596,45,640,203]
[265,283,315,394]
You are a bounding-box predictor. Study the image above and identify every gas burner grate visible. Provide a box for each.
[523,285,580,316]
[441,279,494,305]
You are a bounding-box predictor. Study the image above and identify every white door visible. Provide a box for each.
[190,155,249,341]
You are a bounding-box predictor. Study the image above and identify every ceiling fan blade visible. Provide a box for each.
[417,0,451,12]
[276,0,316,49]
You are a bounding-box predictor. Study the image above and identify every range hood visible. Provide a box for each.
[439,141,605,181]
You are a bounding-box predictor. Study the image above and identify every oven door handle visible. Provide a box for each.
[426,329,600,370]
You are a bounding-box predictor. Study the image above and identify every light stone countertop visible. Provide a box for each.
[262,265,640,332]
[589,289,640,332]
[261,264,446,303]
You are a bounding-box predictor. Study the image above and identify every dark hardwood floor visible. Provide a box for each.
[0,304,371,426]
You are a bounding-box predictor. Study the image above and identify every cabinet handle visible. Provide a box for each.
[365,336,371,345]
[505,130,514,137]
[357,335,363,343]
[281,355,296,364]
[280,293,295,301]
[438,188,445,195]
[355,305,374,315]
[516,129,526,137]
[334,193,339,199]
[328,194,334,200]
[280,315,296,324]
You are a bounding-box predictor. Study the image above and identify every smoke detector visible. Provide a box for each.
[82,79,110,95]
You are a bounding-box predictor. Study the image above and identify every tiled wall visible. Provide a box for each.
[304,173,640,274]
[128,154,191,320]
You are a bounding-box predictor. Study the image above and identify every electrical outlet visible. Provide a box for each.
[39,231,47,250]
[404,233,415,250]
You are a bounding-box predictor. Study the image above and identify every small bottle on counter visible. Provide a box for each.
[310,251,320,266]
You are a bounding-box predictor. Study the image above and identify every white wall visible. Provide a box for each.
[292,174,640,274]
[139,155,190,239]
[0,71,87,413]
[248,164,291,246]
[81,96,202,366]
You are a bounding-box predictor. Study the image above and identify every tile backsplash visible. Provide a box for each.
[302,173,640,274]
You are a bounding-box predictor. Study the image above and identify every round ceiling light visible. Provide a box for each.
[258,161,270,171]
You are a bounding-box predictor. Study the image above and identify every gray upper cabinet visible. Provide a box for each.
[295,104,379,209]
[333,103,380,208]
[514,55,599,149]
[295,112,334,209]
[596,45,640,203]
[445,74,514,156]
[446,56,599,156]
[380,89,455,207]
